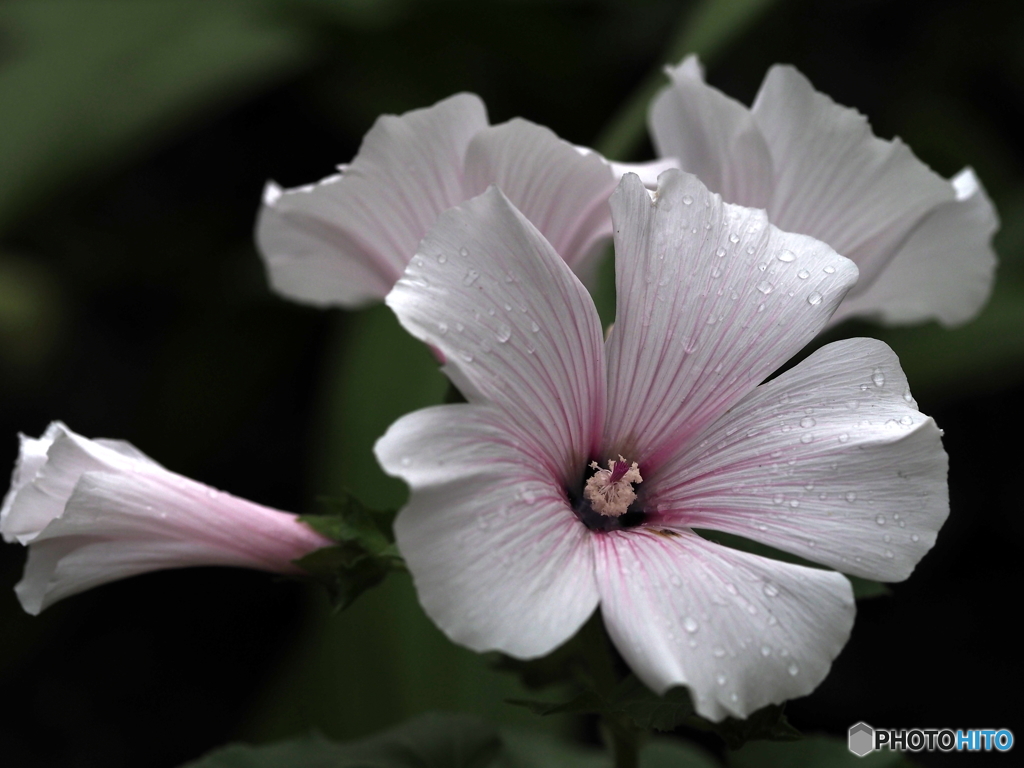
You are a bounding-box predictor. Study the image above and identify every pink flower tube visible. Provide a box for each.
[1,422,333,614]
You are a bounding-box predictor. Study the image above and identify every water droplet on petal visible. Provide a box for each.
[495,324,512,343]
[872,368,886,387]
[684,617,699,633]
[713,647,726,658]
[800,417,815,428]
[846,491,857,502]
[682,194,693,205]
[911,534,920,542]
[797,269,810,279]
[729,233,740,243]
[716,672,727,685]
[777,249,796,262]
[530,321,540,333]
[807,292,823,306]
[757,281,774,294]
[437,253,448,264]
[715,246,727,257]
[788,663,799,676]
[823,265,836,274]
[763,583,779,597]
[463,269,480,286]
[459,247,469,257]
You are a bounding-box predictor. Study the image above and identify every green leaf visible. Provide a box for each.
[180,712,501,768]
[0,0,311,233]
[512,674,800,750]
[729,734,918,768]
[295,491,404,611]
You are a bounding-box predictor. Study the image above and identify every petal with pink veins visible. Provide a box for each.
[603,171,858,474]
[386,186,606,486]
[377,405,600,658]
[255,93,488,307]
[650,338,948,582]
[593,529,854,721]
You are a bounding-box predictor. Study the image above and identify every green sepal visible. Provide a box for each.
[510,673,801,750]
[294,491,404,611]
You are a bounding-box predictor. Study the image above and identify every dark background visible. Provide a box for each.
[0,0,1021,765]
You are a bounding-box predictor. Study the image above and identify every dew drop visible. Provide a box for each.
[911,534,920,542]
[846,491,857,503]
[884,549,894,559]
[823,265,836,274]
[713,647,726,658]
[872,368,886,387]
[800,433,814,444]
[463,269,480,286]
[903,388,914,403]
[807,291,823,306]
[789,499,800,508]
[715,246,727,257]
[682,194,694,205]
[800,417,816,428]
[797,269,810,279]
[838,433,849,443]
[711,267,722,278]
[883,534,892,543]
[763,583,779,597]
[530,321,540,333]
[729,233,740,243]
[761,645,772,657]
[495,324,512,343]
[438,321,448,334]
[684,617,699,633]
[437,253,448,264]
[716,672,727,685]
[757,281,774,294]
[777,249,796,262]
[459,247,469,257]
[787,663,799,676]
[899,415,913,426]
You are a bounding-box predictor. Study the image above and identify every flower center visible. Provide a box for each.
[571,456,646,532]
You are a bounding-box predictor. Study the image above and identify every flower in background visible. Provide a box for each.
[649,56,998,328]
[375,171,948,721]
[256,93,672,308]
[1,422,332,614]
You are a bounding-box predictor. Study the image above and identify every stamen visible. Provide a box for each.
[583,456,642,517]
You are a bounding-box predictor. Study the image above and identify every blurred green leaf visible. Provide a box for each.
[0,0,312,232]
[595,0,780,161]
[181,712,500,768]
[513,674,800,750]
[729,734,917,768]
[494,727,720,768]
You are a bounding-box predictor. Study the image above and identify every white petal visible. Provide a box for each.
[651,338,948,581]
[648,55,773,208]
[255,93,489,307]
[463,119,620,277]
[607,158,680,190]
[603,171,858,473]
[16,470,329,614]
[386,186,606,486]
[831,168,999,327]
[378,405,600,658]
[593,529,854,721]
[752,66,954,287]
[2,423,158,544]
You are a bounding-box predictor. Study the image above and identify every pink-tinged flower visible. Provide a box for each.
[256,93,672,308]
[375,170,948,721]
[649,56,998,328]
[1,422,332,615]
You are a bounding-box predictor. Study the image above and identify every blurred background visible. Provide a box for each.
[0,0,1022,765]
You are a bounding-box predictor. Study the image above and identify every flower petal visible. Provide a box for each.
[2,423,161,544]
[603,171,858,473]
[593,529,854,721]
[16,470,328,614]
[386,186,606,485]
[255,93,489,307]
[831,168,999,327]
[648,55,773,208]
[651,338,948,582]
[377,404,600,658]
[463,119,620,277]
[751,66,954,287]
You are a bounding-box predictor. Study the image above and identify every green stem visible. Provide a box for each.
[602,715,642,768]
[594,0,781,161]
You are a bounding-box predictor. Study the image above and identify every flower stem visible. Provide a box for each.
[602,715,642,768]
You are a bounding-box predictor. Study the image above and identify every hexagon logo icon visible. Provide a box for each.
[848,722,875,757]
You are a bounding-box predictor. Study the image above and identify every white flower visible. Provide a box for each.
[2,422,332,614]
[256,93,671,308]
[375,170,948,721]
[649,56,998,327]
